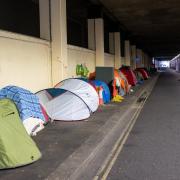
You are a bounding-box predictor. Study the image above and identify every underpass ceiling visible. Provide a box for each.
[99,0,180,59]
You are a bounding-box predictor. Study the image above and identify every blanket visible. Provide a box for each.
[0,86,45,121]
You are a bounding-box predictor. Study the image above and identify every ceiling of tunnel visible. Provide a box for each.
[99,0,180,59]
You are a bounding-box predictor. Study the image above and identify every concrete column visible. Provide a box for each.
[50,0,68,85]
[95,18,104,66]
[39,0,50,40]
[176,58,180,72]
[131,45,136,70]
[148,56,152,68]
[109,33,114,54]
[121,57,126,66]
[88,19,95,50]
[114,32,121,69]
[142,51,146,67]
[144,53,149,68]
[136,49,143,68]
[125,40,131,66]
[143,53,146,67]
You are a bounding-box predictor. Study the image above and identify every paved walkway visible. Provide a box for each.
[108,69,180,180]
[0,74,152,180]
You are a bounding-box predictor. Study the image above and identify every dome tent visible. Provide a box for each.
[55,79,99,113]
[37,79,99,121]
[135,68,149,80]
[113,69,127,97]
[134,70,144,85]
[0,99,41,169]
[89,69,127,101]
[119,70,131,94]
[120,66,137,86]
[90,80,111,104]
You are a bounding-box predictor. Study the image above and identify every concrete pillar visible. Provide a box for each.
[39,0,50,40]
[144,53,147,67]
[88,19,95,50]
[141,51,145,67]
[144,53,150,68]
[121,57,126,66]
[136,49,142,68]
[109,33,114,54]
[176,58,180,72]
[131,45,136,70]
[125,40,131,66]
[148,56,152,68]
[50,0,68,85]
[146,55,148,68]
[114,32,121,69]
[95,18,104,66]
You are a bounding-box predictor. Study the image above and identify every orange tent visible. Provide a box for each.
[112,69,126,97]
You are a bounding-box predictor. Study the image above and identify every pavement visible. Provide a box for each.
[107,69,180,180]
[0,73,158,180]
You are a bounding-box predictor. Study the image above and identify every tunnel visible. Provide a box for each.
[0,0,180,180]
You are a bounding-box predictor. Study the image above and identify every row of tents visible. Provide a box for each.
[0,66,156,169]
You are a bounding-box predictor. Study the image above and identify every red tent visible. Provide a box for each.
[135,68,149,80]
[119,66,137,86]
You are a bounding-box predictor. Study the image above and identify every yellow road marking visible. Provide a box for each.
[94,93,149,180]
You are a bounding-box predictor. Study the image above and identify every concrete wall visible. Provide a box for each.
[67,48,115,77]
[0,30,51,92]
[67,45,96,77]
[67,47,115,77]
[0,29,115,93]
[0,28,117,93]
[104,53,115,67]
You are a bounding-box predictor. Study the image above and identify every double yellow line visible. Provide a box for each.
[94,92,149,180]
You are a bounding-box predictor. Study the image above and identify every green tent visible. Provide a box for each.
[0,99,41,169]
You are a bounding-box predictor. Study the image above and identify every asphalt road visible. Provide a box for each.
[108,69,180,180]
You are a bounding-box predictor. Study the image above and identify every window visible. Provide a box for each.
[0,0,40,37]
[67,0,90,48]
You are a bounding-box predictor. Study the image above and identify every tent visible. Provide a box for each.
[89,72,96,80]
[37,79,99,121]
[0,99,41,169]
[134,70,144,85]
[0,86,45,135]
[54,79,99,112]
[113,69,126,97]
[88,70,128,101]
[142,68,150,76]
[119,71,131,94]
[135,68,149,80]
[120,66,137,86]
[90,80,111,104]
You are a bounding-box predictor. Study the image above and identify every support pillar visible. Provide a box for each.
[148,56,152,68]
[109,33,114,54]
[144,53,149,68]
[39,0,68,85]
[131,45,136,70]
[95,18,105,66]
[125,40,131,66]
[50,0,68,85]
[141,51,145,67]
[88,19,95,50]
[121,57,126,66]
[114,32,121,68]
[136,49,143,68]
[39,0,50,40]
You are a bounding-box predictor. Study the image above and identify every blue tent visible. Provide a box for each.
[91,80,111,104]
